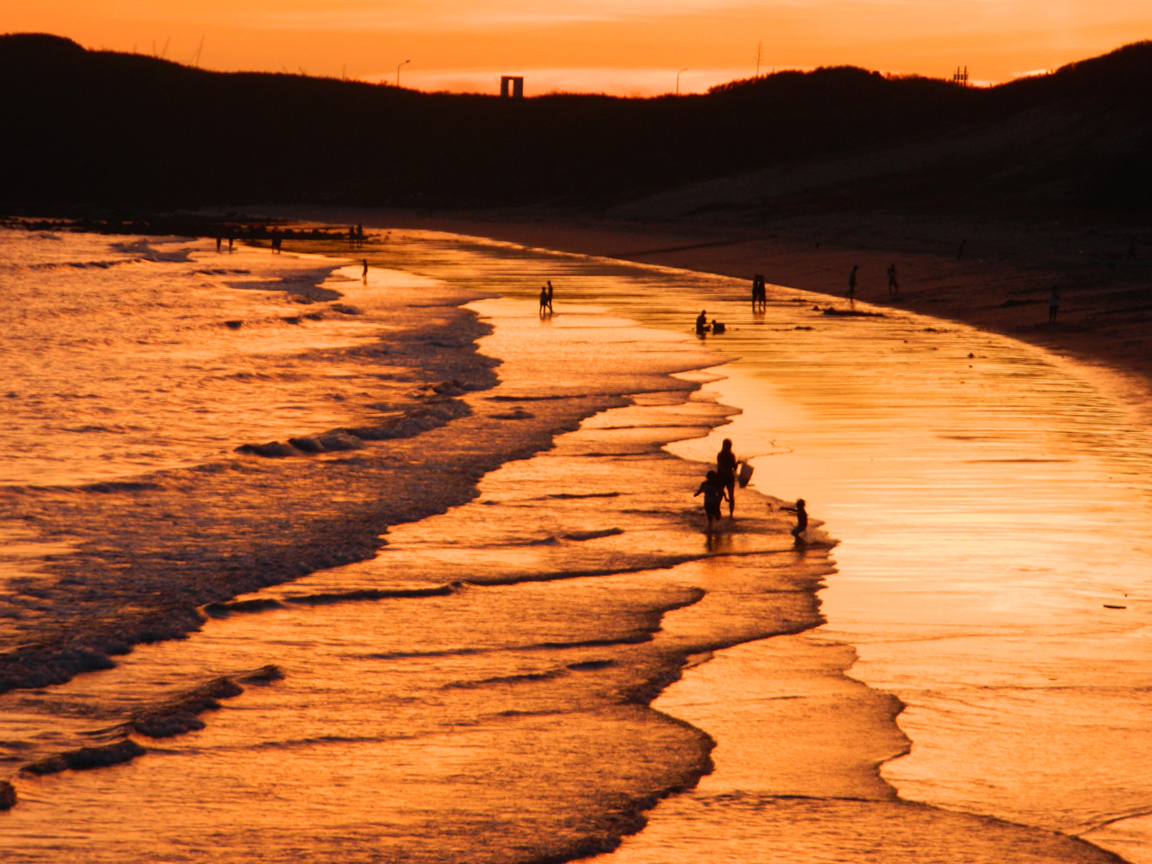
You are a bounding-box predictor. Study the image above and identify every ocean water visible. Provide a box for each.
[0,227,1148,863]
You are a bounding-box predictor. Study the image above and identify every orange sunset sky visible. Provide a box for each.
[6,1,1151,95]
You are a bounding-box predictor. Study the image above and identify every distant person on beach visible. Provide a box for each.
[228,234,234,252]
[717,438,738,517]
[1049,286,1060,322]
[847,265,858,307]
[215,235,221,253]
[694,470,728,533]
[540,286,551,317]
[272,231,282,254]
[783,498,808,542]
[887,263,899,294]
[696,310,708,335]
[546,280,554,313]
[752,274,766,311]
[362,259,369,282]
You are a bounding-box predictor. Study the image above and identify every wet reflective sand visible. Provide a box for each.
[2,228,1150,863]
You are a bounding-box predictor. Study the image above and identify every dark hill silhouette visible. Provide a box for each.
[0,33,1149,213]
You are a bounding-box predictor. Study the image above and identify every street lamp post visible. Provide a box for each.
[396,59,410,87]
[676,67,688,96]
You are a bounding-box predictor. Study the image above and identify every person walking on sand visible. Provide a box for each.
[362,259,369,283]
[539,285,551,317]
[546,280,554,313]
[717,438,738,517]
[1048,286,1060,322]
[694,470,728,534]
[887,263,899,294]
[847,265,858,308]
[783,498,808,543]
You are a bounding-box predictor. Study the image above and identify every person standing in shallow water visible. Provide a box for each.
[1049,286,1060,322]
[783,498,808,543]
[362,259,369,283]
[546,280,555,313]
[887,263,899,294]
[696,310,708,335]
[847,265,858,307]
[694,470,728,533]
[716,438,738,517]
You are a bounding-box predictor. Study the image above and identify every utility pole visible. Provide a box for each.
[397,59,411,87]
[677,67,688,95]
[756,41,763,78]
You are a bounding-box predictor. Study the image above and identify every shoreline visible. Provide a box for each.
[0,228,844,864]
[253,205,1152,422]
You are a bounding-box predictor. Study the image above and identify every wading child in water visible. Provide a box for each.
[694,470,728,533]
[782,498,808,543]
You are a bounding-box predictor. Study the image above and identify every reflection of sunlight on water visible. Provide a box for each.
[636,285,1152,860]
[0,237,432,486]
[398,232,1152,860]
[6,229,1152,863]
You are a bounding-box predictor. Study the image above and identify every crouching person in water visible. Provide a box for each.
[694,470,728,533]
[782,498,808,543]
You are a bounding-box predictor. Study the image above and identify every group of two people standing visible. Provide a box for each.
[539,281,555,316]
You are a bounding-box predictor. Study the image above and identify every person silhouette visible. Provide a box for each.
[540,285,551,317]
[546,280,554,313]
[887,263,899,294]
[717,438,738,517]
[1048,286,1060,322]
[694,470,728,533]
[696,310,708,335]
[847,265,858,307]
[784,498,808,542]
[362,259,369,283]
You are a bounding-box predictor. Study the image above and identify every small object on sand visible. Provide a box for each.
[711,320,726,334]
